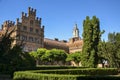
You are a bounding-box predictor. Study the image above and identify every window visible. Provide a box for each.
[30,20,33,27]
[21,35,27,40]
[29,37,33,42]
[36,29,39,33]
[35,38,37,42]
[35,38,39,43]
[30,27,33,32]
[23,26,27,30]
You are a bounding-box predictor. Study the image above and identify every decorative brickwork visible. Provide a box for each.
[0,7,83,53]
[0,7,44,52]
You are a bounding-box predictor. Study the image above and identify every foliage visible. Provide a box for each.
[29,68,118,75]
[51,49,67,64]
[13,68,119,80]
[13,71,77,80]
[66,52,81,66]
[41,50,54,64]
[29,48,47,64]
[29,51,38,60]
[36,65,83,70]
[29,48,67,65]
[37,48,47,60]
[0,29,15,63]
[81,16,103,68]
[98,32,120,68]
[0,28,35,75]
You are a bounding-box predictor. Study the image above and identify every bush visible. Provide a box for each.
[36,65,84,70]
[31,68,118,75]
[13,71,120,80]
[13,68,119,80]
[13,71,77,80]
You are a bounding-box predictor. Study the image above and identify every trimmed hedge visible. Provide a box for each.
[13,71,120,80]
[13,71,78,80]
[30,68,118,75]
[13,68,120,80]
[16,65,84,71]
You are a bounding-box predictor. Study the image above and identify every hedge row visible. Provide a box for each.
[13,71,120,80]
[13,71,77,80]
[0,64,15,74]
[30,68,118,75]
[13,68,119,80]
[16,65,84,71]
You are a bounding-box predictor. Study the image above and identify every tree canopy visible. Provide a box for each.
[0,29,35,74]
[29,48,67,65]
[98,32,120,68]
[66,52,81,66]
[81,16,103,68]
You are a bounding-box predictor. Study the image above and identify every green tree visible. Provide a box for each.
[81,16,102,68]
[29,51,38,65]
[41,50,54,64]
[29,48,47,65]
[37,48,47,64]
[66,52,81,66]
[0,28,35,74]
[40,49,67,65]
[0,29,15,63]
[51,49,67,65]
[98,33,120,68]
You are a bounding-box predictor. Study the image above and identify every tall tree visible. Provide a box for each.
[81,16,102,68]
[98,32,120,68]
[0,28,35,74]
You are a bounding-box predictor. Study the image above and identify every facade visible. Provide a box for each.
[67,24,83,53]
[0,7,83,53]
[0,7,44,52]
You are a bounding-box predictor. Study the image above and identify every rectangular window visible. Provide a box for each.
[30,27,33,32]
[35,38,39,43]
[23,26,27,31]
[36,29,39,33]
[29,37,33,42]
[30,20,33,27]
[35,38,37,42]
[21,35,27,40]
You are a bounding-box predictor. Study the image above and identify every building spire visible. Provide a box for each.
[73,23,79,37]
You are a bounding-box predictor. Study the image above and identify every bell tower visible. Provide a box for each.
[73,24,79,38]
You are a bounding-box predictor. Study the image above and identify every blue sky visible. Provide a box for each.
[0,0,120,41]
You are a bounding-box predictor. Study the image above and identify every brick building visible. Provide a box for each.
[0,7,44,52]
[0,7,83,53]
[67,24,83,53]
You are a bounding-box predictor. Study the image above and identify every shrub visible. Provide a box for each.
[13,68,119,80]
[31,68,118,75]
[13,71,77,80]
[13,71,120,80]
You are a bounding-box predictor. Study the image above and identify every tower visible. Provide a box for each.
[67,24,83,53]
[73,24,79,38]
